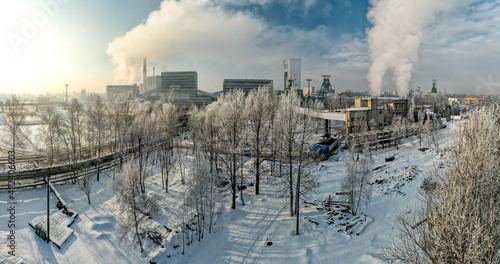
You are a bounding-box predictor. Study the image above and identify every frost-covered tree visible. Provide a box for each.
[342,145,373,216]
[385,109,500,263]
[348,111,369,158]
[128,108,156,193]
[85,94,108,181]
[0,95,27,151]
[78,175,93,204]
[274,91,319,219]
[186,144,220,240]
[190,103,219,174]
[417,110,425,147]
[60,99,85,183]
[244,86,274,195]
[39,105,62,166]
[159,102,179,191]
[214,90,246,209]
[392,115,404,150]
[293,100,321,235]
[274,91,302,216]
[106,92,136,169]
[113,161,159,253]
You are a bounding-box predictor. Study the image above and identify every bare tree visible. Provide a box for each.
[349,111,369,158]
[244,87,273,195]
[128,108,155,193]
[214,90,246,209]
[324,94,339,111]
[159,102,179,191]
[85,94,108,181]
[59,99,85,183]
[113,161,159,253]
[0,95,27,151]
[342,145,373,216]
[38,105,62,166]
[176,148,187,185]
[294,100,321,235]
[423,117,432,148]
[417,110,425,147]
[385,109,500,263]
[274,90,302,216]
[186,143,220,241]
[78,175,93,204]
[274,90,319,220]
[106,92,136,170]
[392,115,405,150]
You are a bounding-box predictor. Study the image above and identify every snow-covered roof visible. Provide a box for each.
[345,107,371,111]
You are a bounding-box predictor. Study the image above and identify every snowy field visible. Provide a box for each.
[0,122,457,264]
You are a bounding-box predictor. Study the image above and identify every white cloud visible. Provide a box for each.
[414,1,500,94]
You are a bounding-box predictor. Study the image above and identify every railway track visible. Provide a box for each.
[0,141,117,166]
[0,141,195,189]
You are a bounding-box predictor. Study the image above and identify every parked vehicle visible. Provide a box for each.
[312,137,338,160]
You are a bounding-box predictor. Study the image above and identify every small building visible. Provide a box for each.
[346,98,384,136]
[222,79,273,95]
[303,86,315,96]
[106,84,140,100]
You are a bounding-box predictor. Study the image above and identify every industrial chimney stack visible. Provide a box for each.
[143,58,147,91]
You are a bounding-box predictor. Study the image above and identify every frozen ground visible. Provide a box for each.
[0,122,456,264]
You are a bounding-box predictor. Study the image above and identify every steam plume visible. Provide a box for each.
[366,0,456,97]
[106,0,270,85]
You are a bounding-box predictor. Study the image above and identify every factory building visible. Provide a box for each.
[146,76,162,91]
[222,79,273,95]
[345,98,384,135]
[383,99,409,124]
[283,58,301,90]
[106,84,140,100]
[138,71,216,109]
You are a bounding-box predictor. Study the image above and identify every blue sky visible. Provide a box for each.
[1,0,500,95]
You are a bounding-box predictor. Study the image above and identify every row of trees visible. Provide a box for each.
[110,87,325,253]
[186,88,323,235]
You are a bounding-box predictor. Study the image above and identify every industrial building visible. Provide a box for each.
[283,58,301,90]
[138,71,216,109]
[345,98,384,135]
[222,79,273,95]
[298,97,384,138]
[146,75,162,91]
[383,99,409,124]
[106,84,140,100]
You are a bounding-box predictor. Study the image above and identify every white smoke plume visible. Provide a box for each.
[366,0,457,97]
[106,0,272,84]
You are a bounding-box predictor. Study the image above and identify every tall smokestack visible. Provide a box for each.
[143,58,147,91]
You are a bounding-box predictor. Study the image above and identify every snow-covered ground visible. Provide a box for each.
[0,122,457,264]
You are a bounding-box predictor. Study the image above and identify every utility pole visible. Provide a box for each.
[65,84,69,107]
[46,176,50,243]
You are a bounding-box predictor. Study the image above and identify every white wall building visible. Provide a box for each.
[283,58,301,90]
